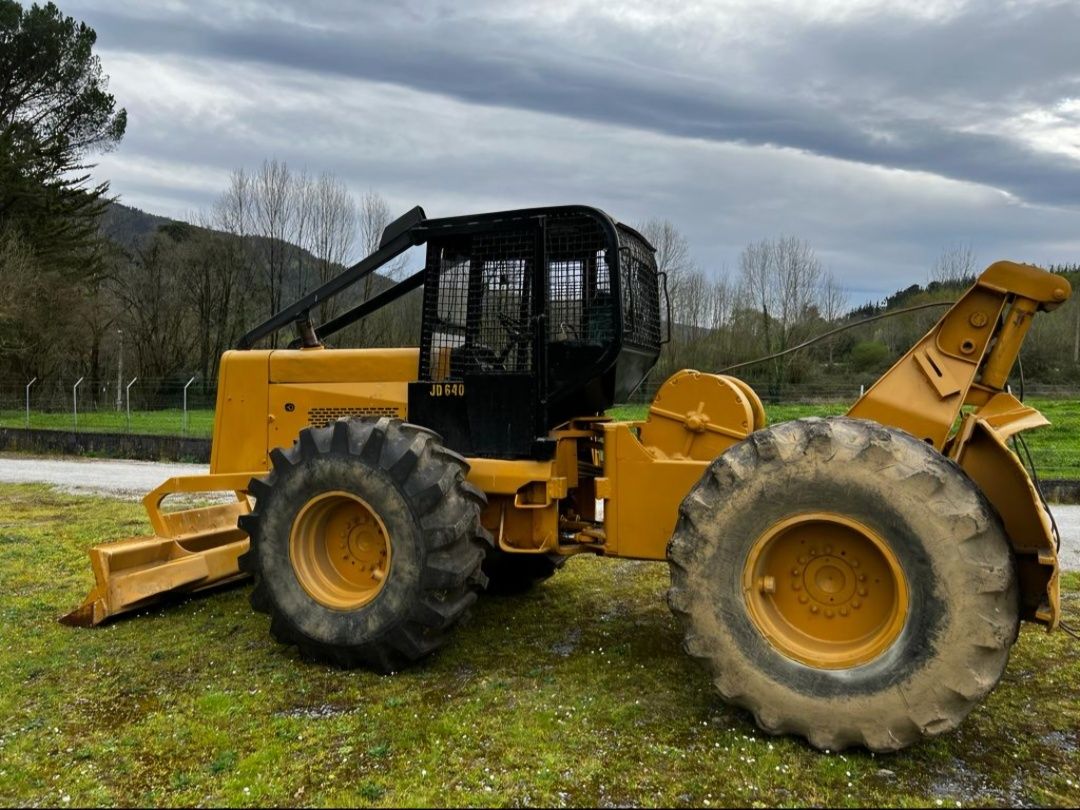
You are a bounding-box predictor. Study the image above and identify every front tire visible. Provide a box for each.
[667,417,1019,752]
[238,417,491,672]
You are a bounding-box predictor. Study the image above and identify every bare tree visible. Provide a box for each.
[210,169,260,361]
[637,217,694,293]
[252,159,296,342]
[738,236,829,388]
[819,272,848,365]
[214,168,252,237]
[110,234,197,387]
[307,173,358,324]
[290,170,315,302]
[636,218,697,376]
[703,272,737,365]
[931,244,976,285]
[739,238,776,368]
[352,190,408,345]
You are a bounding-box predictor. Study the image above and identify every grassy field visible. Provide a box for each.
[1,483,1078,807]
[0,408,216,439]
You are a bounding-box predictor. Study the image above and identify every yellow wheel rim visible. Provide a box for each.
[742,513,909,669]
[289,491,391,610]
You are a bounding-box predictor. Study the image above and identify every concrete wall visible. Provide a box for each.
[0,428,210,463]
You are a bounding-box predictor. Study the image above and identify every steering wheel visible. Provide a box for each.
[494,311,535,362]
[497,311,529,342]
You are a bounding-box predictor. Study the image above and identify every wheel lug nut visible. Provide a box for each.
[809,605,819,614]
[791,567,801,576]
[852,599,862,609]
[839,607,849,617]
[858,574,866,581]
[825,545,833,554]
[792,582,802,591]
[798,595,809,604]
[825,609,834,618]
[851,559,860,568]
[858,587,868,597]
[798,556,808,564]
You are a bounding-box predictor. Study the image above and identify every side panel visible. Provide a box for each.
[212,348,416,475]
[268,347,418,384]
[269,382,407,451]
[210,351,272,475]
[598,423,709,560]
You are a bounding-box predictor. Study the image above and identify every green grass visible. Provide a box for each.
[0,408,216,438]
[1,483,1078,807]
[609,397,1080,480]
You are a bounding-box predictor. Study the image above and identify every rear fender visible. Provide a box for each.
[950,393,1058,628]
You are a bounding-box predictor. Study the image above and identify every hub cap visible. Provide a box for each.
[290,491,391,610]
[742,513,909,669]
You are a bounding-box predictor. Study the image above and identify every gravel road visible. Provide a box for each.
[0,454,210,501]
[0,453,1076,571]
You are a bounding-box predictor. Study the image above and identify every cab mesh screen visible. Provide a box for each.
[617,229,662,350]
[545,214,615,346]
[420,230,535,379]
[419,212,643,380]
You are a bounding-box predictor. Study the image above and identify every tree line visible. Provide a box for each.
[641,221,1080,398]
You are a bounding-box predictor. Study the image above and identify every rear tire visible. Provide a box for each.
[238,417,491,672]
[667,417,1019,752]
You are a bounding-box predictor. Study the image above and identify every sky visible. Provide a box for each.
[66,0,1080,302]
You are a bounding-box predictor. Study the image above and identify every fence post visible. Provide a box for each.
[125,376,138,430]
[73,377,85,432]
[182,376,196,435]
[25,377,37,428]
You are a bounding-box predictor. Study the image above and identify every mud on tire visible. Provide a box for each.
[667,416,1019,752]
[238,417,492,672]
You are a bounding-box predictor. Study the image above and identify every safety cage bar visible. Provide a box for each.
[237,206,661,363]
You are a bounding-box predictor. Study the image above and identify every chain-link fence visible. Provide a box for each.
[0,376,217,437]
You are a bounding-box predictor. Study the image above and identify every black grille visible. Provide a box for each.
[420,229,536,379]
[617,228,661,349]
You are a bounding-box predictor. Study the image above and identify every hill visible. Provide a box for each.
[100,201,173,249]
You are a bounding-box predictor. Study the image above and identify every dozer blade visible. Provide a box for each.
[61,501,251,627]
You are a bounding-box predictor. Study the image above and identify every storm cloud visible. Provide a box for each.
[68,0,1080,299]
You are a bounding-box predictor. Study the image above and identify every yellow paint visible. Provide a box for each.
[289,491,391,610]
[741,513,910,669]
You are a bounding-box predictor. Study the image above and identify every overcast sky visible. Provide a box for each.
[67,0,1080,302]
